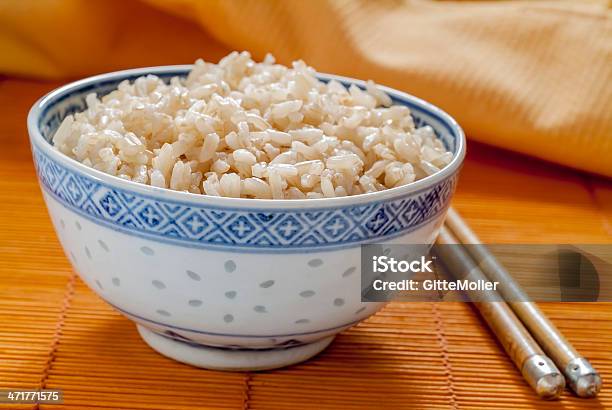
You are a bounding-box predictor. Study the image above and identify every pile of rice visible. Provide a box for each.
[53,51,452,199]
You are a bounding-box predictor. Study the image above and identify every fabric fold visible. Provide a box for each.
[1,0,610,176]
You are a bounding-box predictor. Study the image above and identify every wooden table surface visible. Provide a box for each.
[0,78,611,409]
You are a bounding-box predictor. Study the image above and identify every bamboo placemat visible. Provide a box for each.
[1,79,611,409]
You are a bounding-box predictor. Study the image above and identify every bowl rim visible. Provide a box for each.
[28,65,465,210]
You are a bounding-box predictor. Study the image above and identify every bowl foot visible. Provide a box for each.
[137,325,335,371]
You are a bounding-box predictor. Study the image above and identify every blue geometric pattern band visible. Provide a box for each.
[33,146,456,251]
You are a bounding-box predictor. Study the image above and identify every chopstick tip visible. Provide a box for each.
[536,373,565,400]
[574,373,602,398]
[566,357,602,398]
[522,355,565,399]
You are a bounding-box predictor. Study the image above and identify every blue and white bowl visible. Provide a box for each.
[28,66,465,371]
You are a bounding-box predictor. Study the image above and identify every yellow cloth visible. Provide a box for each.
[1,0,610,176]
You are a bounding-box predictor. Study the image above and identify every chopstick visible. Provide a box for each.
[444,207,602,398]
[436,227,565,399]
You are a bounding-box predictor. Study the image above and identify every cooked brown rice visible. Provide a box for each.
[53,51,452,199]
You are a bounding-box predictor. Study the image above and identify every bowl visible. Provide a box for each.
[28,66,466,371]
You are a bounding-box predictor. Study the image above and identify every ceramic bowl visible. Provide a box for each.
[28,66,465,371]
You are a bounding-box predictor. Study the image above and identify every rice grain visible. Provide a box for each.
[52,51,452,199]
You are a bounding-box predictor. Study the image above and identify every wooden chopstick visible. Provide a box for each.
[444,207,602,398]
[436,226,565,399]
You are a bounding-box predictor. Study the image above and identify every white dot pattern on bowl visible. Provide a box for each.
[140,246,154,256]
[259,280,275,288]
[308,258,323,267]
[157,309,171,317]
[299,290,316,298]
[152,280,166,290]
[60,219,66,229]
[342,267,356,277]
[98,239,109,252]
[224,260,236,273]
[186,270,201,281]
[56,215,375,339]
[69,251,77,263]
[75,221,82,231]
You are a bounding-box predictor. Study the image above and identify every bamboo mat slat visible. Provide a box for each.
[1,79,611,410]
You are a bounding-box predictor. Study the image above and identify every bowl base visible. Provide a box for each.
[137,325,335,371]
